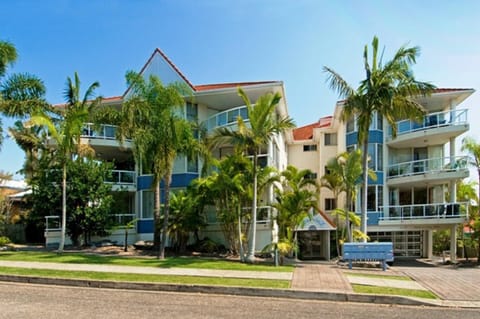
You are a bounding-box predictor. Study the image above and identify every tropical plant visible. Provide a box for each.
[461,137,480,264]
[211,88,295,263]
[27,72,101,252]
[95,72,194,259]
[274,165,318,243]
[324,150,370,242]
[324,36,435,240]
[0,40,48,150]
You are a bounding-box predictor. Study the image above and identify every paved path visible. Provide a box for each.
[291,263,352,292]
[346,275,427,290]
[0,260,292,280]
[400,266,480,301]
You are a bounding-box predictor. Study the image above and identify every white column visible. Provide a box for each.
[426,230,433,259]
[450,137,457,203]
[450,225,457,262]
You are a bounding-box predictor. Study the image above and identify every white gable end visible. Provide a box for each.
[141,52,189,87]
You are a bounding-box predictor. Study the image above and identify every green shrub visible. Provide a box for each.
[0,236,11,246]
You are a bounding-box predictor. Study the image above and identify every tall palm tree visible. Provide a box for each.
[324,36,435,240]
[27,72,100,252]
[0,40,47,149]
[461,137,480,264]
[97,71,193,259]
[212,88,295,263]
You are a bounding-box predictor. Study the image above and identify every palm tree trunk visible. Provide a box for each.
[159,174,172,259]
[237,204,245,262]
[246,153,258,263]
[361,140,369,242]
[58,162,67,253]
[154,181,161,254]
[346,190,352,242]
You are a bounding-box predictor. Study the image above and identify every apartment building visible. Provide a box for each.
[45,49,290,250]
[290,88,475,260]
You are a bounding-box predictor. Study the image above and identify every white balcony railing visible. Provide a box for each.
[105,170,136,185]
[206,106,249,132]
[388,109,468,137]
[81,123,129,141]
[109,213,136,227]
[388,156,469,178]
[380,202,468,222]
[45,216,61,232]
[45,213,136,231]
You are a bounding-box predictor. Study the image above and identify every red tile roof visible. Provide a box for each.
[293,116,332,140]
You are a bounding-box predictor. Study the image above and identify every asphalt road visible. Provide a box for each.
[1,282,477,319]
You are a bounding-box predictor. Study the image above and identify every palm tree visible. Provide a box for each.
[211,88,295,263]
[97,71,193,259]
[324,36,435,240]
[461,137,480,264]
[324,150,369,242]
[0,40,47,149]
[273,165,318,257]
[27,72,100,252]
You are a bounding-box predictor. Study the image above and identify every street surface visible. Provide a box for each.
[0,282,477,319]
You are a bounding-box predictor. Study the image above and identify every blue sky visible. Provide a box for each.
[1,0,480,179]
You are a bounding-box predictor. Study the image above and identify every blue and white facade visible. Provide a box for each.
[340,89,474,259]
[45,49,290,249]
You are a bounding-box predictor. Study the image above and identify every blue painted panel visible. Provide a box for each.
[346,132,358,147]
[368,172,383,185]
[367,211,381,225]
[137,173,199,191]
[368,130,383,144]
[137,219,153,234]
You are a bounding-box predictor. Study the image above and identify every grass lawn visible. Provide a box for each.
[352,284,438,299]
[345,272,412,281]
[0,266,290,289]
[0,251,292,272]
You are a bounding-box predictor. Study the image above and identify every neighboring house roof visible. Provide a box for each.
[0,180,27,191]
[433,88,475,93]
[293,116,332,140]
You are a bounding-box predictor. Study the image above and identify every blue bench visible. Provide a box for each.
[343,242,394,271]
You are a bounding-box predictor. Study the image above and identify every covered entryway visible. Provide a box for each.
[296,211,336,260]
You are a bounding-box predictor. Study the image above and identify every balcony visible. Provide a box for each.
[206,106,249,132]
[105,170,136,191]
[80,123,132,150]
[379,202,468,226]
[387,109,468,148]
[387,156,469,186]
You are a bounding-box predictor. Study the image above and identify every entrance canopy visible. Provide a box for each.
[297,211,336,231]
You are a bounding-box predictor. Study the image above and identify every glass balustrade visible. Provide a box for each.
[206,106,249,132]
[389,109,468,137]
[387,156,469,178]
[379,202,468,221]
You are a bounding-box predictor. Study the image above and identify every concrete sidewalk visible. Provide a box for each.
[1,258,480,308]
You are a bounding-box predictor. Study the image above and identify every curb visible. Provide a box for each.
[0,274,442,307]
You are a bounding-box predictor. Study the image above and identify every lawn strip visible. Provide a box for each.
[352,284,438,299]
[0,266,290,289]
[0,251,292,272]
[345,272,412,281]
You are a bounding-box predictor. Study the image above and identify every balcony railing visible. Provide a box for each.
[379,202,468,222]
[81,123,129,141]
[388,156,469,178]
[105,170,136,185]
[45,216,61,232]
[388,109,468,137]
[206,106,249,132]
[109,213,136,227]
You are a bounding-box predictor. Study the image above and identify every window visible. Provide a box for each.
[142,190,154,219]
[346,116,355,133]
[324,166,332,175]
[325,198,336,211]
[303,144,317,152]
[186,102,198,122]
[187,156,198,173]
[324,133,337,146]
[305,172,317,180]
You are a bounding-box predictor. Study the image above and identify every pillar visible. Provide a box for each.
[450,225,457,262]
[426,230,433,259]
